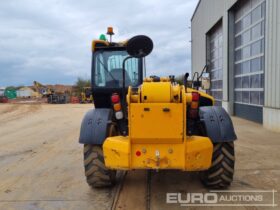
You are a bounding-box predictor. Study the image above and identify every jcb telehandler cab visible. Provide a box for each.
[79,28,237,189]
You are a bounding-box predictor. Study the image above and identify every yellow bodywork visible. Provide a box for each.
[92,39,127,51]
[81,87,93,103]
[103,80,214,171]
[103,136,213,170]
[130,103,183,144]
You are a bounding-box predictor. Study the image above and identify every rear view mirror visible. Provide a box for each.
[126,35,153,58]
[201,73,210,90]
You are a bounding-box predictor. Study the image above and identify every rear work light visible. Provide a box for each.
[115,111,123,120]
[111,93,120,103]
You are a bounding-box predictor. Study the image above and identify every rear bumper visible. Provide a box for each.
[103,136,213,171]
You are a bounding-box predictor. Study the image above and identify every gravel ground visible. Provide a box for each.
[0,104,118,210]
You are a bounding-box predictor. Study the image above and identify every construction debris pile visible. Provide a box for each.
[0,82,93,104]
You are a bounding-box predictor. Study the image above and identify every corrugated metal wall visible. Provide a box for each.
[192,0,279,107]
[192,0,280,130]
[265,0,280,109]
[16,89,33,97]
[191,0,237,103]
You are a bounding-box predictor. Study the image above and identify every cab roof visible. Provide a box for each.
[92,40,128,52]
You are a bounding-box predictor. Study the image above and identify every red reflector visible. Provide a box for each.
[189,109,198,118]
[192,92,200,101]
[136,151,141,156]
[111,94,120,103]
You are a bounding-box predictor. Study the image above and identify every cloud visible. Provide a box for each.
[0,0,198,86]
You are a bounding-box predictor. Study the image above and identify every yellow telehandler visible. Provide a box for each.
[79,28,237,189]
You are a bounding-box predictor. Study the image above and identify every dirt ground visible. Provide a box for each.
[0,104,279,210]
[0,104,119,210]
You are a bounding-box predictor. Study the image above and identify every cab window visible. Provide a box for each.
[94,50,140,88]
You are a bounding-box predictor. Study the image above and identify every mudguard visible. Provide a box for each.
[79,108,113,145]
[199,106,237,143]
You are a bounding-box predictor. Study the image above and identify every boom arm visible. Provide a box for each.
[33,81,52,96]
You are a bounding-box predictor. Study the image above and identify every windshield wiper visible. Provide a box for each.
[96,56,118,82]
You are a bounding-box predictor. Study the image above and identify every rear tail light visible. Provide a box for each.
[192,92,200,101]
[111,93,120,103]
[189,92,200,119]
[190,101,199,109]
[111,93,123,120]
[113,103,121,111]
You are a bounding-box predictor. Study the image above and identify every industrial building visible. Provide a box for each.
[0,87,5,96]
[16,87,37,98]
[191,0,280,131]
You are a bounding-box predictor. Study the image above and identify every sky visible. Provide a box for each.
[0,0,198,86]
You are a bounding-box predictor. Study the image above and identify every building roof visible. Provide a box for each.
[191,0,201,21]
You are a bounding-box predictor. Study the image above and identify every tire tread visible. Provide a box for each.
[201,142,235,189]
[83,145,116,188]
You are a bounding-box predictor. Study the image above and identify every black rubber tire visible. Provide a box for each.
[200,142,235,189]
[83,124,117,188]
